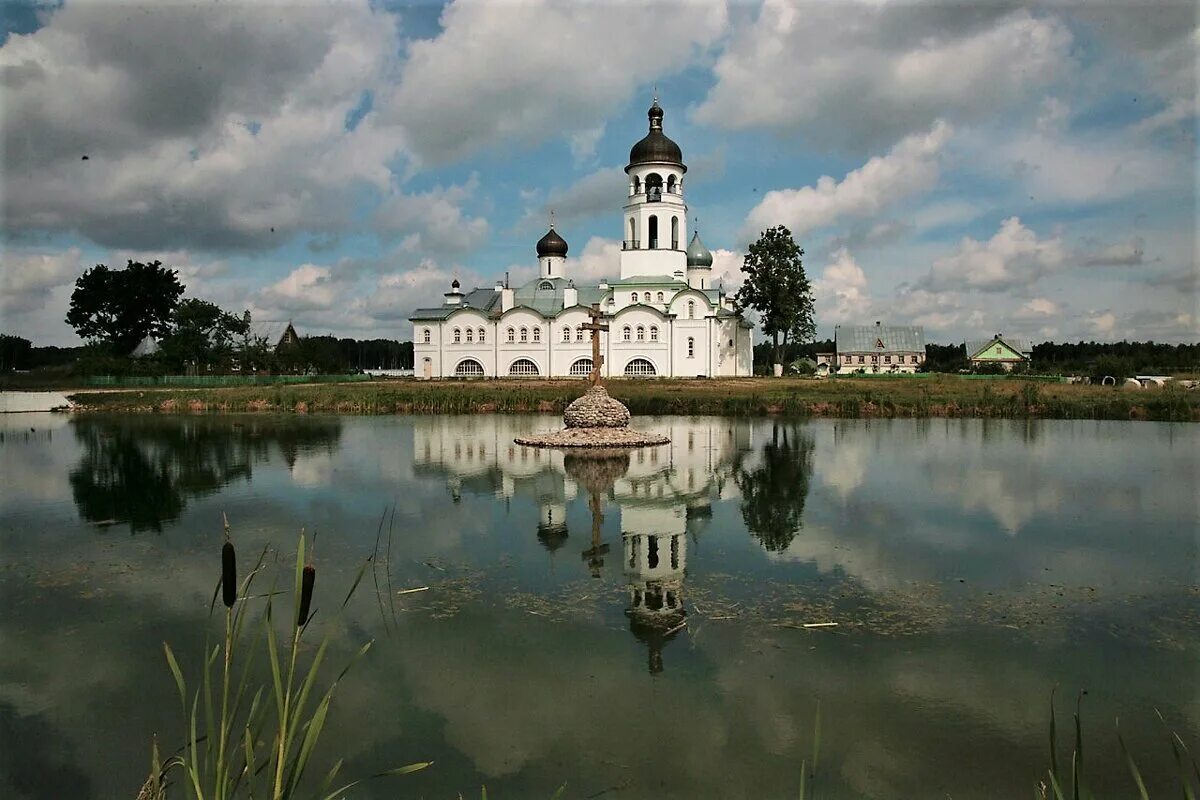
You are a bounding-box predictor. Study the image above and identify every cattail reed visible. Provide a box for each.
[221,540,237,608]
[297,562,315,627]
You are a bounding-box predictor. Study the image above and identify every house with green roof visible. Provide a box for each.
[965,335,1032,371]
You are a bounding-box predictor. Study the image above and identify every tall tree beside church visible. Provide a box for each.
[736,226,816,374]
[65,260,184,354]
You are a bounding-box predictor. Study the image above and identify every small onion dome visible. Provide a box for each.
[686,231,713,268]
[627,100,685,173]
[536,226,568,258]
[451,278,461,289]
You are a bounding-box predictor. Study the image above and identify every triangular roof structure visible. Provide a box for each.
[130,335,160,357]
[275,322,301,351]
[966,335,1031,361]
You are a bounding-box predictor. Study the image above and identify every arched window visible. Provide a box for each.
[630,292,638,303]
[643,292,651,303]
[627,218,636,249]
[671,216,679,249]
[454,359,484,378]
[636,325,645,341]
[667,174,677,194]
[562,326,570,342]
[569,357,594,377]
[624,358,657,377]
[453,328,461,343]
[532,327,541,343]
[575,327,584,342]
[648,215,659,248]
[465,328,473,343]
[656,291,664,303]
[687,301,695,319]
[622,326,631,342]
[538,280,554,290]
[607,297,615,308]
[650,326,658,342]
[508,358,539,376]
[687,337,695,358]
[519,327,528,343]
[422,329,431,344]
[506,327,515,343]
[478,328,486,343]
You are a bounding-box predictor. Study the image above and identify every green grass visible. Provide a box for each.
[68,376,1200,421]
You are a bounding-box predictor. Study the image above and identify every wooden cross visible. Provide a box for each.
[580,491,609,577]
[580,303,609,386]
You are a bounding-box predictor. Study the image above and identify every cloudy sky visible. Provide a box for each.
[1,0,1196,346]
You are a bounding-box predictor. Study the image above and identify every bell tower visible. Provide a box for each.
[619,97,688,280]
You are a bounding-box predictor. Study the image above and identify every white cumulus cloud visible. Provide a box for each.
[742,121,952,241]
[921,217,1066,293]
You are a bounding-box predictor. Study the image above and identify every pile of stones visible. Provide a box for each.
[513,386,669,449]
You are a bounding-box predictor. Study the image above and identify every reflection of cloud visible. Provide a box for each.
[819,436,867,500]
[290,450,334,487]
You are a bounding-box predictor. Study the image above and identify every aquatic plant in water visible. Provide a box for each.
[140,517,430,799]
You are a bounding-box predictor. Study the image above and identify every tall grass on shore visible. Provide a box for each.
[1039,689,1200,800]
[70,376,1200,421]
[140,519,429,799]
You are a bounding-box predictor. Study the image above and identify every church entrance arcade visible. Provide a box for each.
[624,358,657,377]
[507,358,540,377]
[453,358,484,378]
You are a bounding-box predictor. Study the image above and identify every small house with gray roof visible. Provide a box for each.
[828,321,927,373]
[965,334,1032,371]
[410,99,753,379]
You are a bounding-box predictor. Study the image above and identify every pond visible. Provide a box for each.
[0,413,1196,799]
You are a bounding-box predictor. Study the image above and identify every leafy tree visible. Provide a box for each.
[735,423,815,552]
[65,261,184,354]
[160,299,249,372]
[736,226,816,373]
[0,334,32,371]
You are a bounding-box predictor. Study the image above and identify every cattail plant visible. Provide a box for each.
[222,537,237,609]
[156,520,430,800]
[297,559,315,628]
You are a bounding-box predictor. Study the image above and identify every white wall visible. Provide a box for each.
[496,309,550,376]
[610,306,671,376]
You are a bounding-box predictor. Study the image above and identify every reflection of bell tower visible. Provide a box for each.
[624,528,686,674]
[536,501,569,552]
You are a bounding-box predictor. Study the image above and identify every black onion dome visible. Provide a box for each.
[627,100,685,173]
[451,278,461,289]
[686,231,713,268]
[536,226,568,258]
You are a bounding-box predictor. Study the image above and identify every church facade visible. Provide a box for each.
[410,100,753,379]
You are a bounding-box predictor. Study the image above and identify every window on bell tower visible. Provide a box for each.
[648,215,658,249]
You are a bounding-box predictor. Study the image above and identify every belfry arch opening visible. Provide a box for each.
[666,174,677,194]
[645,172,663,202]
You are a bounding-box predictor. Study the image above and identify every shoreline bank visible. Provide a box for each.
[61,377,1199,421]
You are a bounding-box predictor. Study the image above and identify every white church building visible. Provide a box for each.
[410,100,753,379]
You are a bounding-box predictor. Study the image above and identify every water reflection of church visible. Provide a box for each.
[413,416,753,672]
